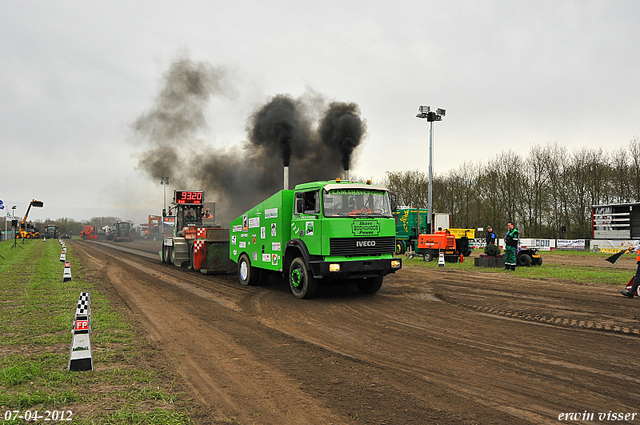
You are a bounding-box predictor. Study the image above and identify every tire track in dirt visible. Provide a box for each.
[455,302,640,336]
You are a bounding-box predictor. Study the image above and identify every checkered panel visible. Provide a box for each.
[194,240,205,253]
[75,292,91,317]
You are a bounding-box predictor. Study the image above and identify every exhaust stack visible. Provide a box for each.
[344,169,349,181]
[284,166,289,190]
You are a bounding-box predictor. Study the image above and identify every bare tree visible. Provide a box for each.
[523,144,550,237]
[610,147,631,203]
[543,143,569,238]
[384,170,429,208]
[628,136,640,200]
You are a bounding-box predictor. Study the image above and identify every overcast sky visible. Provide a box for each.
[1,0,639,225]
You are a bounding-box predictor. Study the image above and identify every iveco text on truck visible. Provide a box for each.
[229,179,402,299]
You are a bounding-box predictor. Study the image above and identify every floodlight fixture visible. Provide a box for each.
[416,105,430,119]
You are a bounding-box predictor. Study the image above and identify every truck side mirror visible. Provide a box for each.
[389,193,398,212]
[296,199,304,214]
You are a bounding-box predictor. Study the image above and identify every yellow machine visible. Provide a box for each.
[16,199,44,239]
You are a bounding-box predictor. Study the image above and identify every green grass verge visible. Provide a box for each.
[401,249,632,286]
[0,239,194,424]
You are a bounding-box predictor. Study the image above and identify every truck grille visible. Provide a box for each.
[330,237,395,256]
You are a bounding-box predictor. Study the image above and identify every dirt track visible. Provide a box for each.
[72,240,640,424]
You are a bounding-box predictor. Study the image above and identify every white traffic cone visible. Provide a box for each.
[63,262,72,282]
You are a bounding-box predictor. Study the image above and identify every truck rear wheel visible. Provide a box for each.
[356,276,383,294]
[289,257,317,299]
[238,254,260,286]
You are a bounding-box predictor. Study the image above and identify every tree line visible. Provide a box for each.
[1,216,123,238]
[384,137,640,239]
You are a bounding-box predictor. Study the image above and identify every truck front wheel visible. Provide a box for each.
[161,245,168,264]
[238,254,260,286]
[289,257,317,299]
[356,276,384,294]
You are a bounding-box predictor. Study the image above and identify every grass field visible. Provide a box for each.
[402,249,633,287]
[0,239,194,425]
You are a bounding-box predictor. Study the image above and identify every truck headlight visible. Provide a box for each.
[329,263,340,272]
[391,260,401,268]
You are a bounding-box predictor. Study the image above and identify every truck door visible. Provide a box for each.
[292,190,322,256]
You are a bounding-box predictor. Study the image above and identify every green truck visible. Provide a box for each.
[393,207,429,254]
[229,179,402,299]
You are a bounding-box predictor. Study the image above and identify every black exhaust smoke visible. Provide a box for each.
[319,102,367,175]
[132,56,229,189]
[132,57,367,223]
[249,94,302,167]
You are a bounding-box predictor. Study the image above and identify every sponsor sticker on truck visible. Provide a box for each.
[265,208,278,219]
[352,220,380,236]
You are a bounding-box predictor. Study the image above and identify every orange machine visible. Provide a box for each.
[81,225,98,240]
[417,231,459,262]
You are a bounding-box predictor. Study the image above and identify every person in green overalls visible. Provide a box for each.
[504,222,519,271]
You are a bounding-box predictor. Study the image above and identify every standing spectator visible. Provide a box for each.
[485,226,496,245]
[504,222,519,271]
[621,242,640,298]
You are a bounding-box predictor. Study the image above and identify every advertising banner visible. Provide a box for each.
[498,238,555,251]
[557,239,586,249]
[589,240,638,254]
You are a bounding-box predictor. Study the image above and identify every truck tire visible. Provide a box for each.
[518,253,532,267]
[163,245,169,263]
[238,254,260,286]
[356,276,384,294]
[289,257,317,299]
[395,241,406,255]
[423,251,435,262]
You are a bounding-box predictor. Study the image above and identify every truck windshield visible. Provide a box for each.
[323,189,392,217]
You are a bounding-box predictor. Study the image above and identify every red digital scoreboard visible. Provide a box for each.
[174,190,204,205]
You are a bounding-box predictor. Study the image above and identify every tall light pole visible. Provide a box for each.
[416,106,446,233]
[160,177,169,214]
